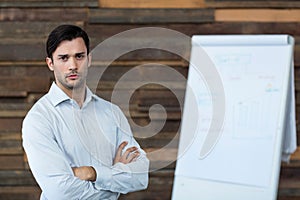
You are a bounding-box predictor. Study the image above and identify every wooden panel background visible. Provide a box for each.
[0,0,299,199]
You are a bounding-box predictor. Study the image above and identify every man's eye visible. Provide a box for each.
[76,54,84,59]
[60,56,68,61]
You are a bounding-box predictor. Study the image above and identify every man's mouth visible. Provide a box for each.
[67,74,79,80]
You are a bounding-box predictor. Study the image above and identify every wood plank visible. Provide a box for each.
[0,22,84,39]
[90,41,190,62]
[0,170,37,186]
[206,0,300,8]
[291,147,300,161]
[0,91,27,97]
[138,96,183,109]
[0,132,21,140]
[0,103,32,111]
[87,23,300,39]
[0,61,46,67]
[91,60,188,68]
[281,147,300,167]
[0,0,94,2]
[0,8,87,22]
[0,110,27,118]
[99,0,205,8]
[88,66,187,90]
[0,186,41,200]
[0,118,23,132]
[130,119,181,133]
[92,81,187,91]
[127,111,181,120]
[0,140,23,155]
[0,43,45,61]
[135,131,178,140]
[279,178,300,190]
[26,93,45,104]
[0,77,50,93]
[279,166,300,198]
[137,137,179,149]
[0,1,98,8]
[145,148,178,170]
[294,79,300,92]
[0,155,24,170]
[89,8,214,24]
[278,197,300,200]
[295,45,300,67]
[215,9,300,22]
[86,62,187,87]
[88,65,135,82]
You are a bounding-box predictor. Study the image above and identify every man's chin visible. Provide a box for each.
[68,81,85,91]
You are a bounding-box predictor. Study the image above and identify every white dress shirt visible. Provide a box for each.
[22,83,149,200]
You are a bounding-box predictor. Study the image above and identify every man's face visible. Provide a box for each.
[46,37,91,93]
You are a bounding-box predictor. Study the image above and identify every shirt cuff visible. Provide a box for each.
[93,163,113,191]
[113,162,132,175]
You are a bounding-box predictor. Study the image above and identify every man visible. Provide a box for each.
[22,24,149,200]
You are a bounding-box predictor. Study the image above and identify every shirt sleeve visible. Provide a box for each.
[22,110,118,200]
[93,105,150,194]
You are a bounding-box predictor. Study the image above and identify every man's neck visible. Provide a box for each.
[57,83,86,108]
[71,87,86,108]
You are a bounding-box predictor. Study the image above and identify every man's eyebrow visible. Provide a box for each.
[57,52,86,57]
[75,52,86,56]
[57,54,68,58]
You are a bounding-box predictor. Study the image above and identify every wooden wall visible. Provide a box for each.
[0,0,299,199]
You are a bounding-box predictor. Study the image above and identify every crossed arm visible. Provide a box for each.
[23,119,149,199]
[72,141,140,181]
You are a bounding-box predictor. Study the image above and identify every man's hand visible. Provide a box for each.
[72,142,140,181]
[114,141,140,165]
[72,166,96,182]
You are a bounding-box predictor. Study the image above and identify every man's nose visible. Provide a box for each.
[68,57,78,70]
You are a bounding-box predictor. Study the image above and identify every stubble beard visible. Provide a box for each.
[65,76,85,91]
[55,73,86,93]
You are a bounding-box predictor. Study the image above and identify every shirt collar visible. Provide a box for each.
[84,86,98,105]
[47,82,97,107]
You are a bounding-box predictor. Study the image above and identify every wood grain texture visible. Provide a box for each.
[0,170,37,186]
[0,77,50,92]
[0,186,41,200]
[99,0,206,8]
[99,0,300,8]
[215,9,300,22]
[0,155,24,170]
[0,8,88,22]
[206,0,300,8]
[89,8,214,24]
[0,0,98,8]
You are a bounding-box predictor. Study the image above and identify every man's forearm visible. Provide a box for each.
[72,142,142,183]
[72,166,97,181]
[92,152,149,194]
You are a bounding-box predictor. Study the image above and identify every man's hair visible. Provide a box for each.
[46,24,90,60]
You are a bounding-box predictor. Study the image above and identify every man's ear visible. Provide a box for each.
[88,53,92,68]
[46,57,54,71]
